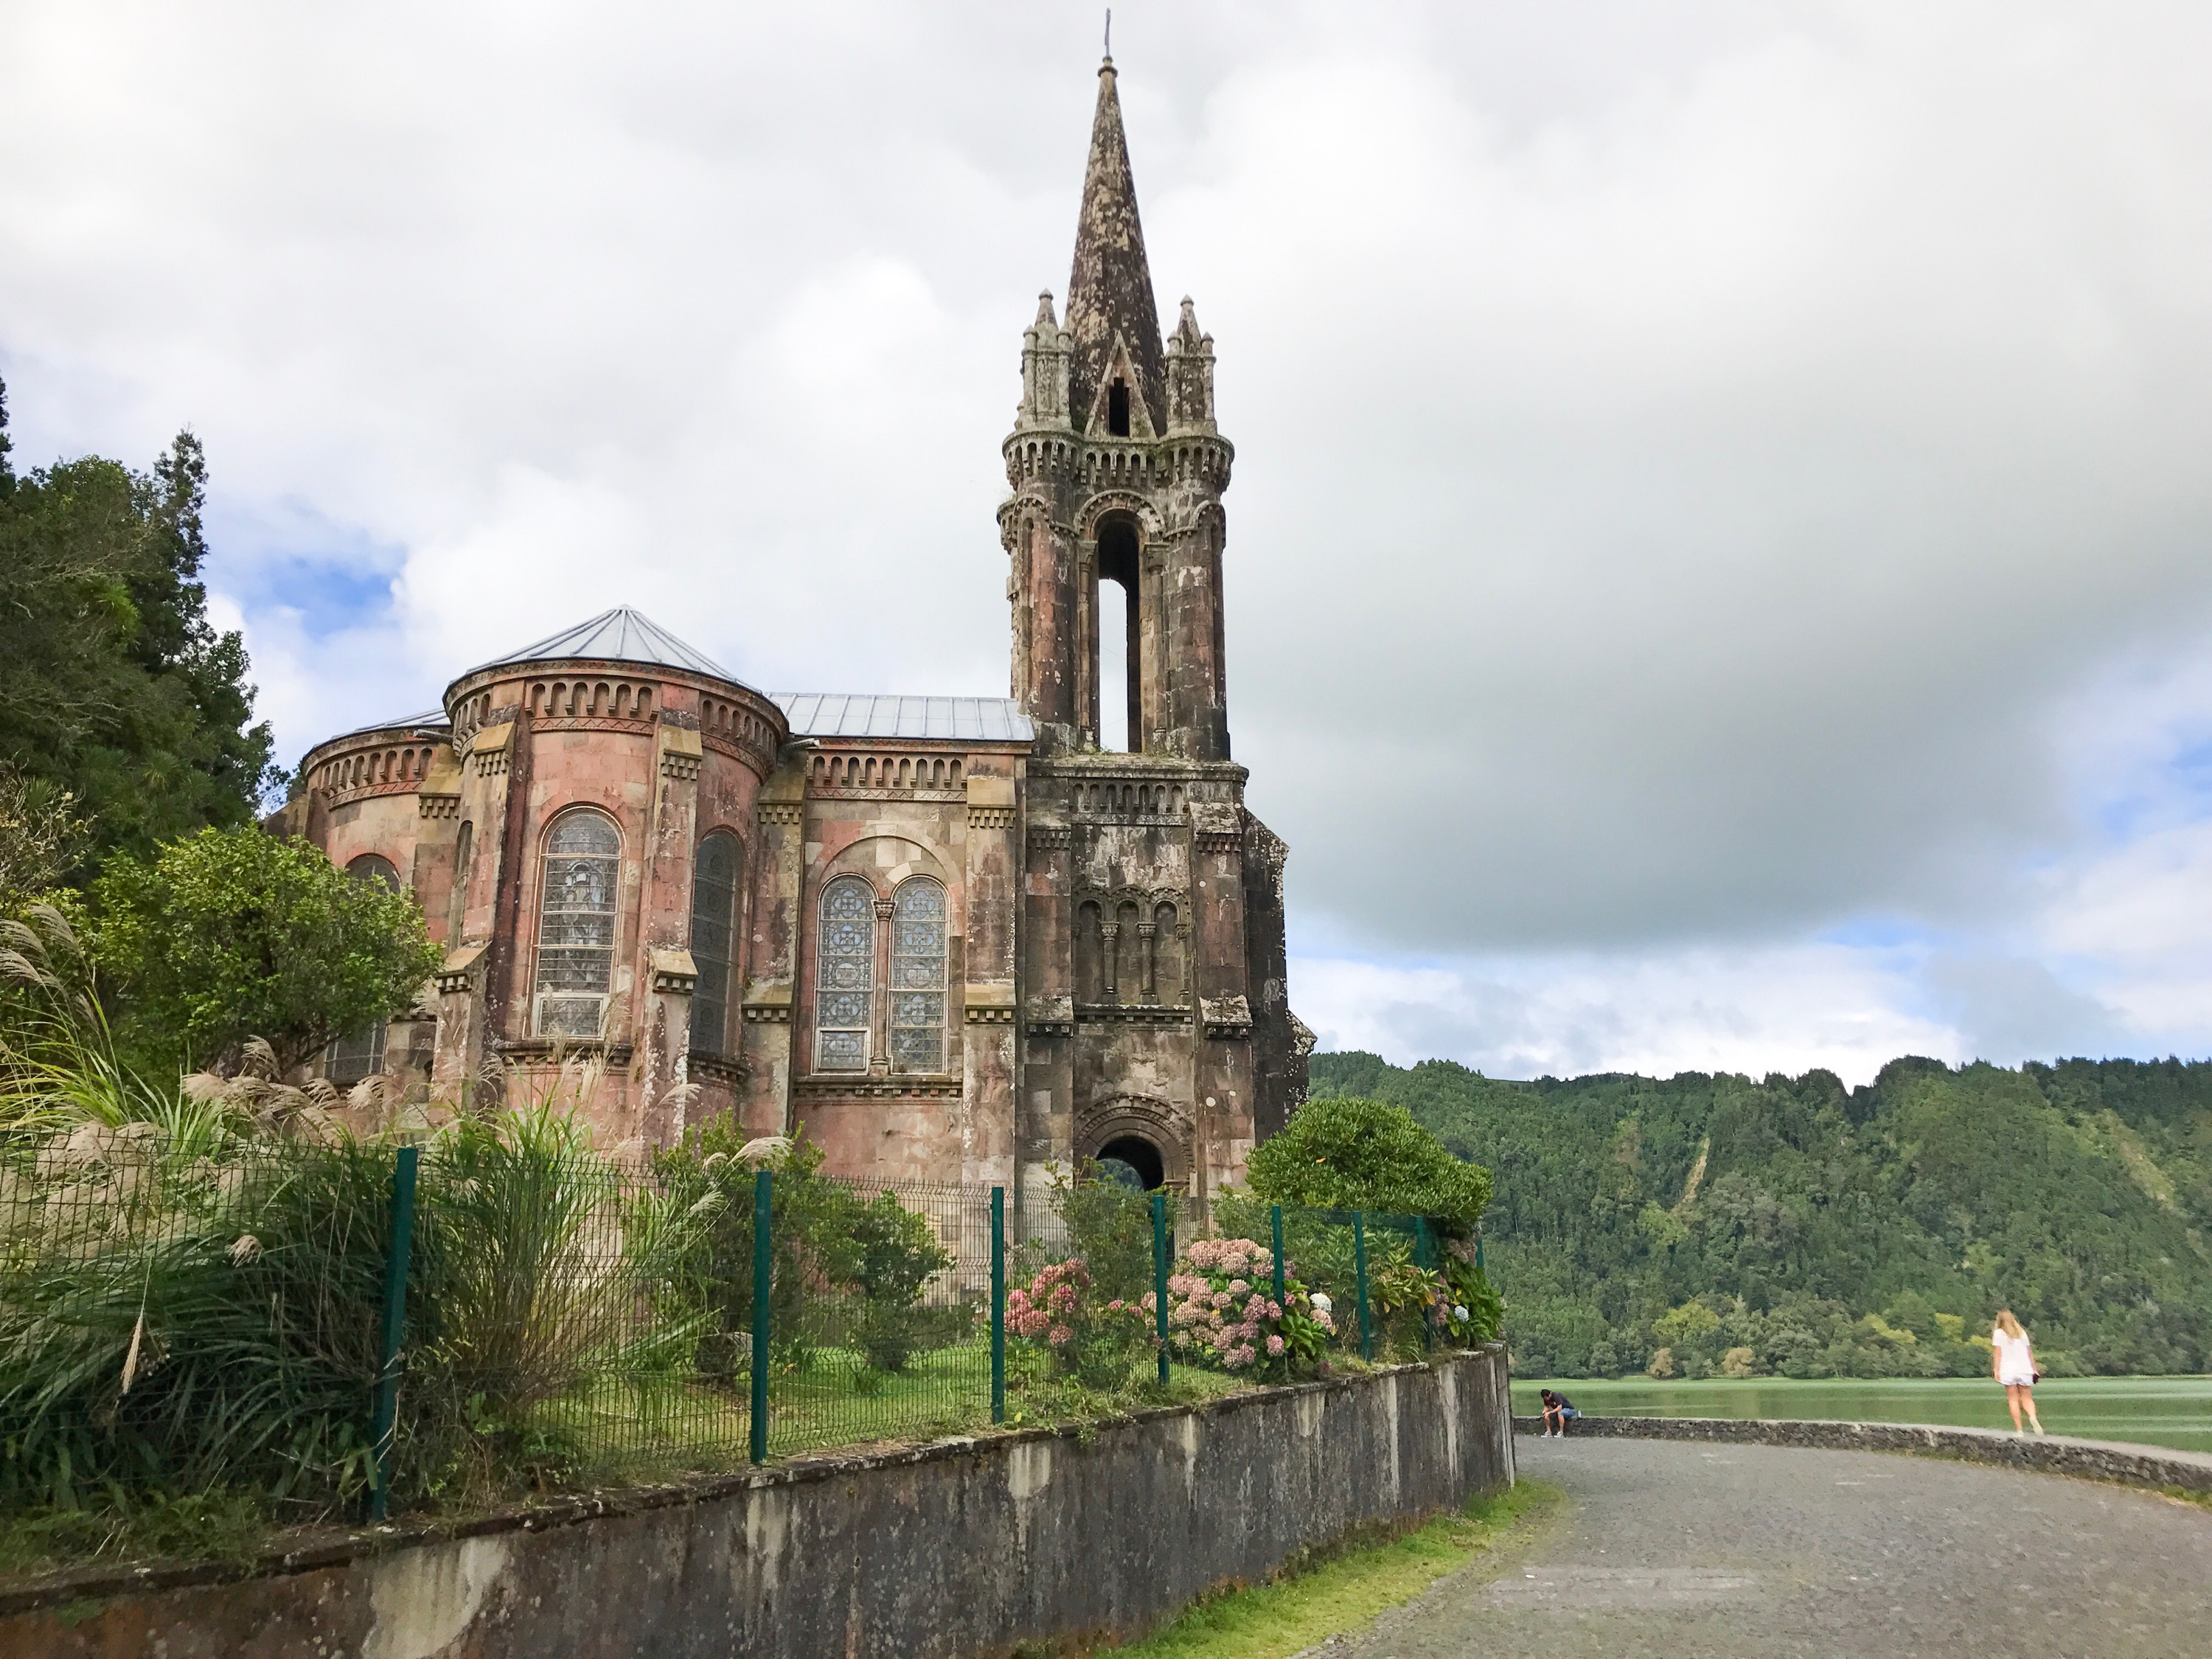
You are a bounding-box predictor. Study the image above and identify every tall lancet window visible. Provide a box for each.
[815,876,874,1071]
[689,831,741,1057]
[535,809,621,1037]
[889,878,947,1071]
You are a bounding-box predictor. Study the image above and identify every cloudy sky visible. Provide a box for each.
[7,1,2212,1085]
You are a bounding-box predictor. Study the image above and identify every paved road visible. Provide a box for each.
[1321,1435,2212,1658]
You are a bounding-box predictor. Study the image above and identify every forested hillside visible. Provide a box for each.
[1309,1052,2212,1378]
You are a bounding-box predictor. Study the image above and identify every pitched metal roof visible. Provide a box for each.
[772,695,1034,742]
[465,608,732,680]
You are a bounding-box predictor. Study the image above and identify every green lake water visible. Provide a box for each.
[1510,1375,2212,1456]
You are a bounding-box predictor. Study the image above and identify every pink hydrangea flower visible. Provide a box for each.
[1048,1324,1075,1346]
[1227,1279,1250,1296]
[1267,1335,1285,1357]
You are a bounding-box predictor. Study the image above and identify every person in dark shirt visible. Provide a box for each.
[1539,1388,1579,1436]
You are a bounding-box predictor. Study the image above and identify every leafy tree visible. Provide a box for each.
[1311,1051,2212,1378]
[91,827,442,1074]
[0,375,278,883]
[0,765,88,910]
[1246,1093,1492,1227]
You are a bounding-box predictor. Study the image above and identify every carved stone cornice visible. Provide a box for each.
[1200,995,1253,1040]
[686,1051,748,1086]
[535,715,655,740]
[969,806,1017,830]
[1077,1002,1191,1028]
[814,787,965,804]
[794,1077,962,1100]
[757,803,801,827]
[1028,825,1074,851]
[1024,993,1074,1037]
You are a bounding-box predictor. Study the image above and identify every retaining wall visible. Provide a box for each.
[4,1346,1512,1658]
[1512,1413,2212,1494]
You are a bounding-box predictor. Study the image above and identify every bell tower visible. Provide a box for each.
[1003,55,1306,1215]
[1003,55,1234,763]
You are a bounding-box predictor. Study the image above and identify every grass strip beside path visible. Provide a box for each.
[1107,1480,1563,1658]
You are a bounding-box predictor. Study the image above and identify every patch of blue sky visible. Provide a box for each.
[204,494,406,641]
[1814,915,1938,953]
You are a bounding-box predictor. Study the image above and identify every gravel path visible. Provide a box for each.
[1318,1434,2212,1658]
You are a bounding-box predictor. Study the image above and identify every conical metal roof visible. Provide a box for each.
[463,608,732,680]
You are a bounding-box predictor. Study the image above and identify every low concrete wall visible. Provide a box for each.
[4,1346,1512,1658]
[1512,1413,2212,1494]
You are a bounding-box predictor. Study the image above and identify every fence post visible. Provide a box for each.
[750,1168,772,1464]
[1270,1204,1286,1312]
[368,1144,420,1523]
[1414,1216,1435,1353]
[1152,1192,1169,1386]
[990,1186,1006,1425]
[1353,1209,1373,1361]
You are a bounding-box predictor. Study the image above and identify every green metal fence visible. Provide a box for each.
[0,1129,1478,1534]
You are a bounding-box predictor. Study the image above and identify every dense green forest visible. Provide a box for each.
[1309,1051,2212,1379]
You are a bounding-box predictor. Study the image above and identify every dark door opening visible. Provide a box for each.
[1107,378,1131,437]
[1096,1134,1165,1192]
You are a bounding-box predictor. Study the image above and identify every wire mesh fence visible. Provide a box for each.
[0,1121,1490,1537]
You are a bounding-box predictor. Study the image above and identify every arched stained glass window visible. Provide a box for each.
[889,878,947,1072]
[815,876,874,1071]
[328,852,403,1083]
[347,852,401,891]
[535,809,621,1037]
[689,832,741,1057]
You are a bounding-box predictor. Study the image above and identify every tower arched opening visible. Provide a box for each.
[1095,512,1141,753]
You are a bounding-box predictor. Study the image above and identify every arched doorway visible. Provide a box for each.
[1095,1134,1164,1192]
[1077,1095,1189,1192]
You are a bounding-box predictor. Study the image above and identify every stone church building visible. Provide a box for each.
[279,58,1310,1202]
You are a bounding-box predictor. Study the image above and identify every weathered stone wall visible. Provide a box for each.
[4,1348,1512,1659]
[1513,1413,2212,1494]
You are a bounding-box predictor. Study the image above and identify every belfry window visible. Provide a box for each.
[888,878,947,1071]
[689,831,742,1057]
[1107,378,1130,437]
[815,875,874,1071]
[535,809,621,1037]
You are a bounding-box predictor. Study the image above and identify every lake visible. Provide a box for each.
[1509,1375,2212,1455]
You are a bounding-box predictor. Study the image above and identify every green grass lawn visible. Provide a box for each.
[1105,1481,1562,1658]
[1512,1374,2212,1454]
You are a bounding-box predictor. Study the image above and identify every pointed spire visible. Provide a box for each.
[1066,57,1166,437]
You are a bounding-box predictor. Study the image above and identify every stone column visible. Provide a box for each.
[1018,818,1077,1216]
[1189,801,1256,1205]
[739,759,807,1136]
[962,773,1020,1192]
[636,722,703,1149]
[434,712,528,1103]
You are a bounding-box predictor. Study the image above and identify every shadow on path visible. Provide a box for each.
[1314,1436,2212,1658]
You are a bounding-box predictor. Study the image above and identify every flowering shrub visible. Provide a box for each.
[1160,1237,1334,1377]
[1006,1257,1151,1391]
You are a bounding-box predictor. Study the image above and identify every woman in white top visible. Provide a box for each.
[1992,1308,2043,1434]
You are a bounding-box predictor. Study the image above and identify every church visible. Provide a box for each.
[277,58,1310,1204]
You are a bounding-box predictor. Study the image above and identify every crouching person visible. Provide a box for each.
[1540,1388,1579,1436]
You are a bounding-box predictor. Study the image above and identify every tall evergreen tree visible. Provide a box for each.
[0,375,277,882]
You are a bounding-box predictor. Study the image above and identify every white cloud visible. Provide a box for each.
[10,1,2212,1071]
[1293,944,1958,1087]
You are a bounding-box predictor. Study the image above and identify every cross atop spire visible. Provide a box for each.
[1065,55,1166,438]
